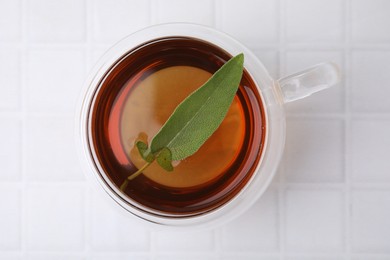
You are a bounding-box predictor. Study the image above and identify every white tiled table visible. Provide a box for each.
[1,0,390,259]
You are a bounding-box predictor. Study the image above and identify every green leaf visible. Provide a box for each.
[136,141,154,163]
[149,53,244,161]
[156,147,174,172]
[121,53,245,188]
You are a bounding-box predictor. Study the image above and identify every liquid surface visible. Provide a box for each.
[90,37,265,215]
[120,66,245,188]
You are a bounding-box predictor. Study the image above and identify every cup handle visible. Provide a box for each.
[276,62,340,103]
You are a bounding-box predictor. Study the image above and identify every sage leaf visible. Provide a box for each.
[121,53,244,189]
[150,53,244,160]
[156,147,174,172]
[136,141,154,163]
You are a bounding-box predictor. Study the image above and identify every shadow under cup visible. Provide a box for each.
[87,37,266,218]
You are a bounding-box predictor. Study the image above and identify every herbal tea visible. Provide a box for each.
[90,37,266,215]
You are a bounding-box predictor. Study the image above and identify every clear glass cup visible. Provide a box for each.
[76,23,340,229]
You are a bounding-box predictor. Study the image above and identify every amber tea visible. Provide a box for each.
[90,37,266,215]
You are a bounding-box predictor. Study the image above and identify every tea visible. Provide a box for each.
[90,37,266,215]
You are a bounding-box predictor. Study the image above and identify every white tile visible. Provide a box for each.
[285,0,344,43]
[0,187,21,250]
[0,0,21,41]
[351,51,390,113]
[286,257,345,260]
[93,0,149,44]
[271,161,283,183]
[0,49,20,110]
[26,49,85,113]
[351,119,390,182]
[351,0,390,43]
[26,185,84,251]
[88,46,111,70]
[28,255,84,260]
[283,51,344,114]
[285,189,344,251]
[89,190,150,251]
[351,255,389,260]
[0,119,21,181]
[27,0,85,42]
[218,0,278,47]
[221,257,278,260]
[90,256,149,260]
[156,256,216,260]
[25,117,83,181]
[352,256,390,260]
[155,230,214,252]
[284,119,344,183]
[221,188,279,252]
[254,50,279,79]
[351,190,390,253]
[155,0,213,26]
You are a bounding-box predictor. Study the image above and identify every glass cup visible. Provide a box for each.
[76,23,339,228]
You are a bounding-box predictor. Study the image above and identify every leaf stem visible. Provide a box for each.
[120,161,152,192]
[129,161,152,180]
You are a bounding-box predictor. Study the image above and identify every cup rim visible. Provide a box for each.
[76,23,286,228]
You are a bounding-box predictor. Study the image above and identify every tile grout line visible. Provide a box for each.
[278,0,286,258]
[5,110,389,119]
[286,113,390,119]
[3,42,390,50]
[8,180,390,189]
[344,0,352,258]
[4,180,390,189]
[20,0,28,257]
[4,110,390,121]
[84,0,93,257]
